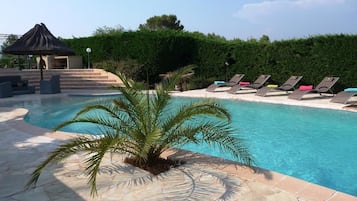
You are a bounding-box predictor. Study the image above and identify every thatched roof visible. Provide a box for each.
[3,23,74,56]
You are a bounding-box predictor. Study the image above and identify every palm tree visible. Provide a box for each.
[26,65,254,196]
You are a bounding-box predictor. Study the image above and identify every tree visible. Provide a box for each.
[26,65,254,196]
[1,34,20,68]
[1,34,18,52]
[259,35,270,44]
[92,25,125,36]
[139,14,184,31]
[207,33,227,42]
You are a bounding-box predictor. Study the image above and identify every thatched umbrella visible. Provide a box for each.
[2,23,75,80]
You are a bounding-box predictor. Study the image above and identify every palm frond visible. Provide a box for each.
[112,92,153,138]
[159,120,254,167]
[83,135,123,196]
[28,65,255,198]
[115,71,134,89]
[73,103,122,120]
[26,136,95,189]
[161,100,231,135]
[160,65,195,91]
[137,126,163,161]
[112,98,146,127]
[53,115,131,132]
[198,122,254,167]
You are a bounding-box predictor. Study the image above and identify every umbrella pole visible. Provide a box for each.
[39,55,45,80]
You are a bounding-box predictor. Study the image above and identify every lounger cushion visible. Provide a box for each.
[267,84,278,88]
[214,81,226,85]
[239,81,250,86]
[299,85,313,91]
[344,88,357,92]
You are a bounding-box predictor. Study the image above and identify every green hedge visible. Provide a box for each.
[263,35,357,91]
[65,32,357,91]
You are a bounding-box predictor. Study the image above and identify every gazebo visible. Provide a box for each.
[2,23,75,79]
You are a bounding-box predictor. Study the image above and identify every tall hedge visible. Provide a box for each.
[265,35,357,90]
[65,32,357,91]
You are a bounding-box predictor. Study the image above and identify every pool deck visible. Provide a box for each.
[0,89,356,201]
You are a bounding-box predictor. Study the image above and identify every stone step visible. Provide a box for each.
[59,84,117,90]
[0,68,123,91]
[57,78,116,82]
[21,72,103,76]
[27,76,115,81]
[55,81,118,85]
[28,81,118,87]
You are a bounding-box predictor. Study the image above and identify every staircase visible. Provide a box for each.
[0,68,124,91]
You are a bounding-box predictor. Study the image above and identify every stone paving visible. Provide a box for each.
[0,90,356,201]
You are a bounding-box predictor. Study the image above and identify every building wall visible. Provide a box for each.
[36,55,83,69]
[67,56,82,68]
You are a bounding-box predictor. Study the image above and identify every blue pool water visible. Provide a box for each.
[2,95,357,196]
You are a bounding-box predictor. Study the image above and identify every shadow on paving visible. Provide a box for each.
[0,107,86,201]
[168,149,274,181]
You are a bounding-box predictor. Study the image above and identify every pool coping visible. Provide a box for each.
[0,89,356,200]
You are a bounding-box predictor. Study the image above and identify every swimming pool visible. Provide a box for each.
[2,95,357,196]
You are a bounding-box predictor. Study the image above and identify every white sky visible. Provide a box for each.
[0,0,356,41]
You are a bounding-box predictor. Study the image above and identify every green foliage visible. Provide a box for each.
[64,33,357,90]
[66,30,201,84]
[92,25,125,36]
[259,35,270,44]
[93,58,143,81]
[0,57,12,68]
[207,33,227,42]
[1,34,18,50]
[0,55,31,69]
[1,34,20,68]
[266,35,357,90]
[26,65,254,196]
[139,14,184,31]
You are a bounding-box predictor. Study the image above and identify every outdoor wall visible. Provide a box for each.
[36,56,83,69]
[66,56,83,69]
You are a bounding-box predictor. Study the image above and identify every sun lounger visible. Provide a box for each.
[206,74,245,92]
[228,74,271,94]
[330,88,357,104]
[256,76,303,97]
[288,76,339,100]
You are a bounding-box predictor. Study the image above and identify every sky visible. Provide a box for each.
[0,0,357,42]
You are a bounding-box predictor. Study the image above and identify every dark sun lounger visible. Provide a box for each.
[330,89,357,104]
[256,76,303,97]
[206,74,245,92]
[288,76,339,100]
[228,74,271,94]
